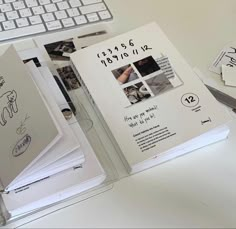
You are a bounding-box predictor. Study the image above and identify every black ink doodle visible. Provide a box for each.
[12,134,31,157]
[16,114,30,135]
[0,76,5,89]
[201,117,212,125]
[0,90,18,126]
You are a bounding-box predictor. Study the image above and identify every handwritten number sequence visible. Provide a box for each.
[101,53,129,67]
[97,40,133,58]
[97,39,152,67]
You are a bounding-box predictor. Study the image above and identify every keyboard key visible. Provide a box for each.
[46,20,62,30]
[0,13,6,22]
[54,10,67,19]
[79,3,106,14]
[61,17,75,27]
[6,10,19,20]
[42,12,55,22]
[38,0,50,5]
[2,20,15,30]
[0,3,13,12]
[57,1,69,10]
[98,10,111,20]
[0,24,46,41]
[67,8,80,17]
[19,8,32,17]
[45,3,57,12]
[74,15,87,25]
[25,0,38,7]
[16,17,29,27]
[86,12,99,22]
[32,6,45,15]
[13,1,26,10]
[82,0,102,5]
[69,0,81,8]
[4,0,15,3]
[29,15,42,24]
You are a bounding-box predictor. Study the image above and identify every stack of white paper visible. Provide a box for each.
[71,22,232,174]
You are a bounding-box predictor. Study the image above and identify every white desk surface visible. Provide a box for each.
[2,0,236,228]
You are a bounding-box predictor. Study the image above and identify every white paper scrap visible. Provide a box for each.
[222,65,236,87]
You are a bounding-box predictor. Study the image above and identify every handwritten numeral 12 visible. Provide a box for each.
[141,45,152,51]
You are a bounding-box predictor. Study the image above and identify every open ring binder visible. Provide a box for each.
[0,22,232,227]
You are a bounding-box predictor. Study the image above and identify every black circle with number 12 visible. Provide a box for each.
[181,93,199,107]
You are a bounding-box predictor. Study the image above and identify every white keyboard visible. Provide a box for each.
[0,0,112,41]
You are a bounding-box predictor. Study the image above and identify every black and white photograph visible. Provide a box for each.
[44,38,80,91]
[123,82,151,105]
[133,56,161,77]
[44,39,76,61]
[113,57,180,106]
[112,64,139,84]
[145,73,173,96]
[57,66,81,91]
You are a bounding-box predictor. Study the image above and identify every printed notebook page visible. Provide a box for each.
[0,46,61,189]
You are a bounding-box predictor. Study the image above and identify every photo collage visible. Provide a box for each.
[111,56,182,106]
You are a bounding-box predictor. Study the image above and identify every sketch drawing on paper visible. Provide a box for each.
[0,90,18,126]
